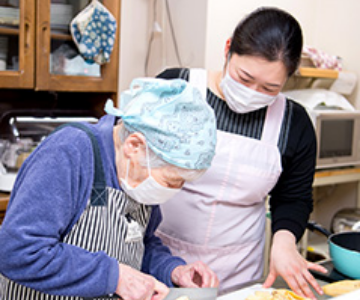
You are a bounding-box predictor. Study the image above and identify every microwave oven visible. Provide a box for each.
[309,110,360,169]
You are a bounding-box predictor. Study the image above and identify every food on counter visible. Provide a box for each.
[175,296,190,300]
[245,291,272,300]
[245,289,310,300]
[322,280,360,297]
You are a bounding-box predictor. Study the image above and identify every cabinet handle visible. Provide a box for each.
[24,21,30,50]
[41,24,48,55]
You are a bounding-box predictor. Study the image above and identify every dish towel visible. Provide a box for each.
[302,45,342,71]
[70,0,117,65]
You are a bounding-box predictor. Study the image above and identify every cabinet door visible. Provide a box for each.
[0,0,35,88]
[35,0,120,92]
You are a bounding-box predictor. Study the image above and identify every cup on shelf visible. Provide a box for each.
[0,36,8,69]
[0,59,6,71]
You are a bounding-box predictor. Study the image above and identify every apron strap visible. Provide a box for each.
[189,67,286,147]
[189,68,207,100]
[261,94,286,146]
[52,122,108,206]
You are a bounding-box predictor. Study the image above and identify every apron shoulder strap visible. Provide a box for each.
[261,94,287,146]
[189,68,207,100]
[52,122,107,206]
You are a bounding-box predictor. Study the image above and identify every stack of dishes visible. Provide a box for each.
[0,6,19,26]
[50,3,73,30]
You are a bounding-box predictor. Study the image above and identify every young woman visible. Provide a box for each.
[156,7,326,300]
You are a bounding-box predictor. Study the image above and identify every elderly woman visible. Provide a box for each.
[0,78,218,300]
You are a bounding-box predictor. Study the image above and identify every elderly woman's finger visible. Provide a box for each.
[151,280,170,300]
[192,261,218,288]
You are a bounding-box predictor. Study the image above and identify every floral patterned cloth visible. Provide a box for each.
[302,45,342,71]
[70,0,116,65]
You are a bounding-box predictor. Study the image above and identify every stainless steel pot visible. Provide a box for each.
[331,208,360,233]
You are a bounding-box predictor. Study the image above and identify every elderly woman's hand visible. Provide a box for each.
[263,230,327,300]
[171,261,219,288]
[116,264,169,300]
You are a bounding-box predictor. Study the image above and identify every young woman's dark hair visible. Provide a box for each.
[229,7,303,77]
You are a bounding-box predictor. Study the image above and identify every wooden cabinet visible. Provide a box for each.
[0,193,9,225]
[0,0,120,94]
[0,0,35,89]
[0,1,122,220]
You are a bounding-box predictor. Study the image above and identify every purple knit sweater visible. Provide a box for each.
[0,115,185,297]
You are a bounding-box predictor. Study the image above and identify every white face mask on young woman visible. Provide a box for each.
[120,145,181,205]
[220,69,278,113]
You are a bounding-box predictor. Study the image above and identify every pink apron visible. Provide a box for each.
[156,69,286,292]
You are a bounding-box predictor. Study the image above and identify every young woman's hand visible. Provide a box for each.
[263,230,327,300]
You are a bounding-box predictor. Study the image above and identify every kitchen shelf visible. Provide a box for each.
[296,67,339,79]
[315,167,360,180]
[51,31,72,41]
[0,25,19,36]
[313,167,360,208]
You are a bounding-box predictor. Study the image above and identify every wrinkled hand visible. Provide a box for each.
[116,263,169,300]
[171,261,219,288]
[263,230,327,300]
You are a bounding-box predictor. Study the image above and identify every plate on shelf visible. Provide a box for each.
[0,6,19,25]
[50,4,73,27]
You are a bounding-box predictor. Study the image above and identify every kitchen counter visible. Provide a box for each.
[219,274,360,299]
[218,276,331,300]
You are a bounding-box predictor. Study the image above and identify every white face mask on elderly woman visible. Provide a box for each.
[120,146,181,205]
[220,69,278,113]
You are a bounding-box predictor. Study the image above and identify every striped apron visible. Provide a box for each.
[0,123,152,300]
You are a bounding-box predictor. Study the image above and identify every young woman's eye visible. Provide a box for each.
[263,87,273,92]
[262,86,277,93]
[240,77,251,83]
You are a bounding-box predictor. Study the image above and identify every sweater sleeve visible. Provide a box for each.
[141,206,186,286]
[269,101,316,242]
[0,128,119,297]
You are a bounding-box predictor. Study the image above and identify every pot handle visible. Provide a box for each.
[307,220,332,238]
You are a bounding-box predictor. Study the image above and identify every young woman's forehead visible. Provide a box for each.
[230,54,288,83]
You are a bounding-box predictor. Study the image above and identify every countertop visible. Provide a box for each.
[218,276,331,300]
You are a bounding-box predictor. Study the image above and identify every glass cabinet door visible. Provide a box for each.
[36,0,120,92]
[0,0,35,88]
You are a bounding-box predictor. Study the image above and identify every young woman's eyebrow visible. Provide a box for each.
[240,68,282,88]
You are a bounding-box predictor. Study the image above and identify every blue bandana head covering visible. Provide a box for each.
[105,78,217,170]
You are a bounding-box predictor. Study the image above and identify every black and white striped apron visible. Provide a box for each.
[0,123,152,300]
